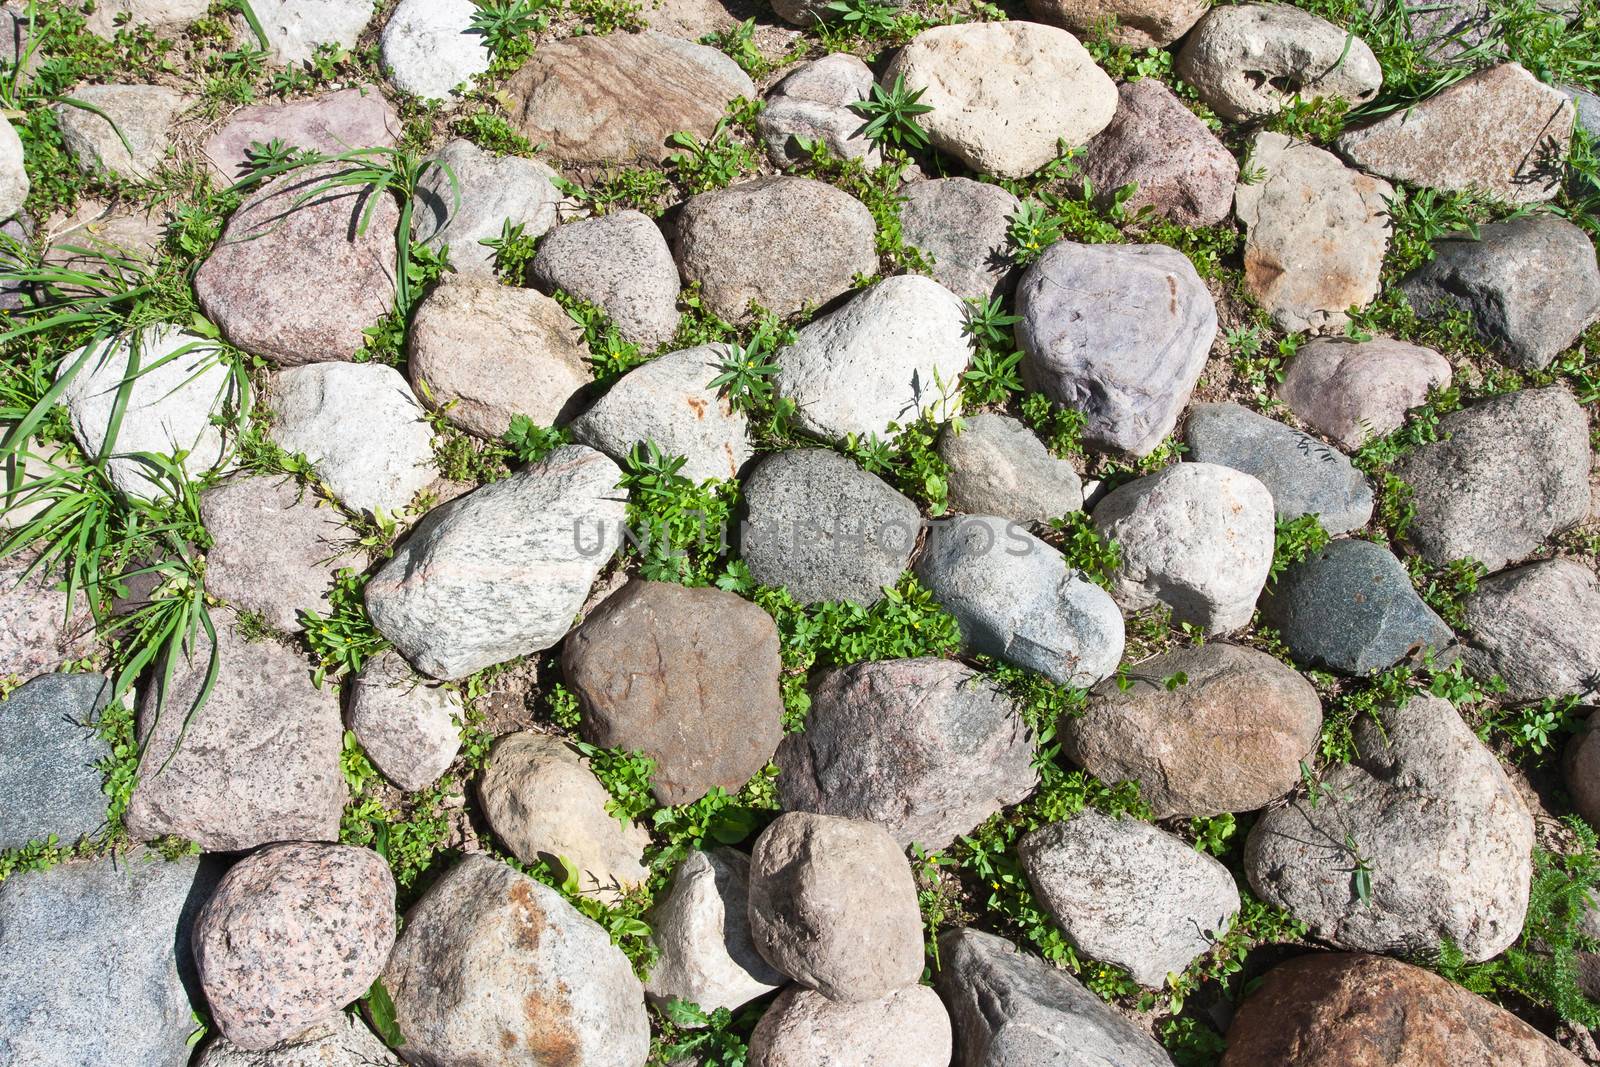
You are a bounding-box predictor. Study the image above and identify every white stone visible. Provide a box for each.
[249,0,374,66]
[415,138,566,278]
[645,849,785,1014]
[348,650,463,792]
[381,0,491,101]
[0,118,26,219]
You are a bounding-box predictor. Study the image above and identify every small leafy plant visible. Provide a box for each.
[849,73,934,151]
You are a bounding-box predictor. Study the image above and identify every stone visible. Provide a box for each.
[1236,132,1393,333]
[200,475,344,633]
[1400,216,1600,371]
[531,210,680,349]
[44,203,164,279]
[1016,241,1216,456]
[778,658,1037,849]
[1078,78,1238,227]
[564,579,783,806]
[379,0,490,100]
[196,163,399,365]
[507,31,755,165]
[644,849,785,1014]
[0,850,218,1067]
[269,362,436,516]
[347,649,463,791]
[1020,809,1239,986]
[1026,0,1206,46]
[568,345,752,483]
[0,551,95,681]
[749,985,952,1067]
[248,0,374,67]
[364,445,625,679]
[383,854,650,1067]
[674,176,877,320]
[1567,83,1600,137]
[415,137,566,280]
[1184,402,1374,535]
[1247,693,1532,961]
[939,414,1083,525]
[897,177,1020,301]
[1278,336,1454,450]
[747,812,924,1002]
[1567,724,1600,832]
[740,448,920,607]
[478,730,651,901]
[1394,387,1591,572]
[774,274,971,441]
[1093,463,1276,635]
[197,1014,402,1067]
[0,673,111,850]
[758,54,880,168]
[937,928,1174,1066]
[194,843,395,1051]
[1222,953,1582,1066]
[55,83,189,179]
[0,117,26,218]
[59,326,238,501]
[885,23,1117,178]
[407,276,592,438]
[1261,537,1454,674]
[124,622,346,851]
[86,0,207,34]
[1065,644,1322,818]
[1462,559,1600,702]
[915,515,1125,686]
[202,87,400,184]
[1337,63,1575,205]
[1176,4,1383,122]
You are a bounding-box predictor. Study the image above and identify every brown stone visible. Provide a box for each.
[0,551,95,682]
[1278,336,1453,451]
[1025,0,1206,48]
[1222,953,1583,1066]
[201,87,400,184]
[563,579,783,806]
[1079,79,1238,227]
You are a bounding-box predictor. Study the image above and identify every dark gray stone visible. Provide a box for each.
[1260,537,1454,675]
[1183,402,1374,535]
[0,673,110,849]
[897,177,1021,301]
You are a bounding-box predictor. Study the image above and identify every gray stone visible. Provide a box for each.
[364,445,625,679]
[0,550,95,682]
[885,22,1117,179]
[124,622,346,851]
[194,843,395,1051]
[269,362,436,517]
[248,0,373,67]
[569,345,752,483]
[60,326,238,501]
[201,475,345,633]
[674,176,877,321]
[0,117,26,218]
[56,83,189,179]
[1065,644,1322,818]
[0,850,218,1067]
[747,812,924,1002]
[1261,537,1454,674]
[0,673,110,849]
[1278,337,1454,451]
[936,927,1176,1067]
[1462,559,1600,702]
[749,985,952,1067]
[478,730,651,902]
[1236,132,1393,333]
[644,849,785,1015]
[1016,241,1216,456]
[1337,63,1575,205]
[532,210,680,349]
[1566,83,1600,137]
[916,515,1125,687]
[202,87,400,184]
[415,138,566,279]
[1394,387,1592,572]
[86,0,207,34]
[1026,0,1207,47]
[1567,724,1600,834]
[1245,693,1533,962]
[1079,78,1238,227]
[740,449,920,608]
[197,1014,401,1067]
[939,413,1083,524]
[1176,4,1383,122]
[774,274,971,441]
[1184,403,1374,535]
[383,854,650,1067]
[1093,463,1276,635]
[778,658,1038,849]
[897,177,1020,301]
[347,650,463,791]
[380,0,490,100]
[1400,216,1600,371]
[758,54,880,168]
[408,276,592,438]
